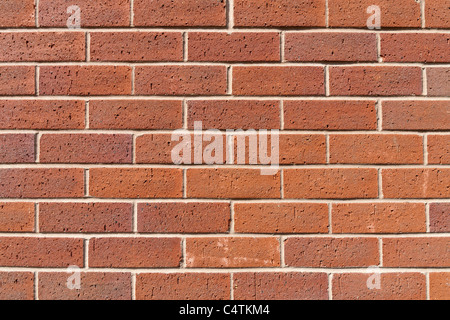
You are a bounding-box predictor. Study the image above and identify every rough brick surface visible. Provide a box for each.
[1,0,449,301]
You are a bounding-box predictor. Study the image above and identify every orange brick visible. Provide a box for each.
[430,273,450,300]
[234,203,329,234]
[425,0,450,28]
[0,0,35,27]
[332,203,426,234]
[428,135,450,165]
[0,203,34,233]
[285,237,379,267]
[186,237,280,268]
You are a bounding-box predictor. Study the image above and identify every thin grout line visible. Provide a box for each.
[35,203,39,233]
[85,101,89,129]
[84,239,89,269]
[182,238,187,268]
[228,0,234,31]
[424,134,428,165]
[35,66,40,96]
[130,0,134,27]
[133,201,138,233]
[183,32,188,61]
[35,0,39,28]
[325,0,329,28]
[34,271,39,300]
[376,32,382,63]
[326,135,330,164]
[131,65,135,95]
[280,31,285,62]
[131,273,136,300]
[227,66,232,95]
[230,273,234,300]
[421,0,426,29]
[280,169,284,199]
[280,100,284,130]
[328,273,333,300]
[280,236,285,267]
[132,133,136,164]
[229,201,235,234]
[426,272,430,300]
[86,32,90,62]
[84,169,90,197]
[325,66,330,96]
[1,96,450,100]
[422,67,428,96]
[183,169,187,198]
[183,99,188,129]
[426,203,430,233]
[35,132,41,163]
[377,100,383,131]
[328,203,332,234]
[378,168,384,199]
[379,238,383,267]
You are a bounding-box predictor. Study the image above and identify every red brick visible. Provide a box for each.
[329,134,423,164]
[285,32,377,62]
[382,101,450,131]
[279,134,326,164]
[234,203,329,234]
[284,100,377,130]
[0,66,35,96]
[0,134,35,163]
[0,100,85,130]
[38,272,132,300]
[430,273,450,300]
[188,32,280,62]
[39,66,132,96]
[285,237,379,267]
[187,100,280,129]
[138,202,230,233]
[40,134,132,164]
[0,272,34,300]
[333,273,426,300]
[430,203,450,233]
[90,32,183,62]
[89,168,183,199]
[330,66,422,96]
[135,66,227,96]
[136,273,230,300]
[135,134,180,164]
[383,237,450,267]
[187,169,281,199]
[425,0,450,28]
[0,169,84,198]
[39,203,133,233]
[332,203,426,234]
[89,100,182,130]
[39,0,130,27]
[0,203,34,232]
[89,237,181,268]
[428,135,450,165]
[284,169,378,199]
[234,0,326,27]
[234,273,328,300]
[328,0,421,28]
[382,169,450,199]
[427,68,449,97]
[186,237,280,268]
[0,237,84,267]
[0,0,35,27]
[0,32,85,62]
[134,0,226,27]
[233,66,325,96]
[381,34,450,63]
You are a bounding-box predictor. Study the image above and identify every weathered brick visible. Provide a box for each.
[285,32,377,62]
[188,32,280,62]
[138,202,230,233]
[382,101,450,131]
[329,134,423,164]
[134,0,226,27]
[284,169,378,199]
[427,68,450,97]
[332,203,426,234]
[233,66,324,96]
[383,238,450,267]
[284,100,377,130]
[0,203,34,233]
[0,66,35,96]
[136,273,230,300]
[39,203,133,233]
[382,169,450,199]
[234,273,328,300]
[234,203,328,234]
[39,272,132,300]
[381,34,450,63]
[0,134,35,163]
[428,135,450,165]
[0,100,85,130]
[285,237,379,267]
[90,32,183,62]
[333,273,426,300]
[89,100,182,130]
[89,237,181,268]
[186,237,280,268]
[0,272,34,300]
[234,0,326,27]
[186,169,281,199]
[0,237,84,268]
[330,66,422,96]
[429,203,450,233]
[135,66,227,96]
[39,0,130,27]
[0,169,84,198]
[0,0,35,27]
[89,168,183,199]
[39,66,132,96]
[328,0,421,28]
[40,134,132,164]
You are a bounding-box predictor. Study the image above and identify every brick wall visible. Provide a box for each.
[0,0,449,300]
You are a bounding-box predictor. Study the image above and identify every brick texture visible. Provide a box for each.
[0,0,448,301]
